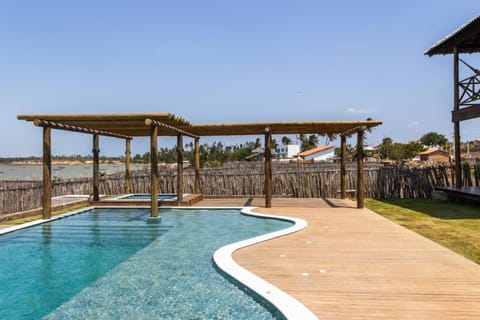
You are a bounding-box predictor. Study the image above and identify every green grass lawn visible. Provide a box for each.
[365,198,480,265]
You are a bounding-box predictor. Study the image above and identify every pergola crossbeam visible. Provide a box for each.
[340,125,367,137]
[145,118,199,139]
[34,119,132,139]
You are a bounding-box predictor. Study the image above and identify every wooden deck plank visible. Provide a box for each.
[196,198,480,319]
[436,186,480,202]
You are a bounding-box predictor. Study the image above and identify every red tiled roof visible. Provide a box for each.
[298,145,335,157]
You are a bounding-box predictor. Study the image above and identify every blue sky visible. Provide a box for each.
[1,0,480,157]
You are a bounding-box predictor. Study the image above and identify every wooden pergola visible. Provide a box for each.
[426,14,480,188]
[18,113,381,220]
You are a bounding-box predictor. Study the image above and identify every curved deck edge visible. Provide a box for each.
[213,207,318,320]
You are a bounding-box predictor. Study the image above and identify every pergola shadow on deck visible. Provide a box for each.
[18,113,381,219]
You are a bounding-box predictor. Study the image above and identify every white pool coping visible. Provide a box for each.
[1,205,318,319]
[213,207,318,320]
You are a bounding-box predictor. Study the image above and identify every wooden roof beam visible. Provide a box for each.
[145,118,199,139]
[340,125,367,137]
[452,105,480,121]
[33,119,132,139]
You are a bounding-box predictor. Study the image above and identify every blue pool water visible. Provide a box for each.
[0,208,292,319]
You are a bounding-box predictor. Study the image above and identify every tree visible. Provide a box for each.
[420,132,448,148]
[254,138,261,148]
[300,134,318,151]
[378,137,394,159]
[271,138,278,150]
[281,136,292,145]
[319,133,338,145]
[378,137,425,160]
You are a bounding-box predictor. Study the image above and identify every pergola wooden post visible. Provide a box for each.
[453,46,462,188]
[264,127,273,208]
[340,135,347,199]
[194,137,201,194]
[42,126,52,219]
[124,138,132,193]
[177,133,184,203]
[92,134,100,201]
[356,129,365,209]
[150,125,159,218]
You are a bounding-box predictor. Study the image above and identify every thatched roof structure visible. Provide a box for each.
[425,14,480,56]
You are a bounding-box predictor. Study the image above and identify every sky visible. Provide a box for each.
[1,0,480,157]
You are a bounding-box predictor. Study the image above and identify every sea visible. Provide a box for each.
[0,164,148,181]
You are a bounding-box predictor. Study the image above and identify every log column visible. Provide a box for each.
[340,135,347,199]
[264,128,272,208]
[124,138,131,194]
[42,126,52,219]
[177,134,184,204]
[92,134,100,201]
[194,138,201,194]
[356,130,365,208]
[453,46,462,188]
[150,126,159,218]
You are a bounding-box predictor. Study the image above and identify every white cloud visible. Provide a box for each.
[408,121,420,126]
[344,107,371,114]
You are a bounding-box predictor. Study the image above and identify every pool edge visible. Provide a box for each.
[212,207,318,320]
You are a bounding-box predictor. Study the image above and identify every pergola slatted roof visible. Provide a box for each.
[191,121,380,136]
[425,14,480,56]
[18,111,381,216]
[18,113,382,137]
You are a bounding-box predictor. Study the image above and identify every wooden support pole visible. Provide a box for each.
[177,134,184,203]
[150,126,159,218]
[124,138,131,194]
[264,128,273,208]
[92,134,100,201]
[356,130,365,208]
[194,137,201,194]
[340,135,347,199]
[453,47,462,188]
[42,126,52,219]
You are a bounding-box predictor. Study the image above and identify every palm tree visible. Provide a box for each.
[281,136,292,145]
[319,133,338,145]
[300,134,318,151]
[271,138,278,150]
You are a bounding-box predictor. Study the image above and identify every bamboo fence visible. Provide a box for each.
[1,163,478,215]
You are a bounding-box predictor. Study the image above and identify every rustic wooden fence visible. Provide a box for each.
[1,162,478,215]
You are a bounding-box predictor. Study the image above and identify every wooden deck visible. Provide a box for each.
[196,198,480,319]
[436,186,480,202]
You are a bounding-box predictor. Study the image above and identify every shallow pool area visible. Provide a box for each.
[0,208,292,319]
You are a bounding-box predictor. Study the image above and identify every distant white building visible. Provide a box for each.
[275,144,301,160]
[298,145,335,162]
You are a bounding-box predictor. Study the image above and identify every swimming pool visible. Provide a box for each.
[0,207,295,319]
